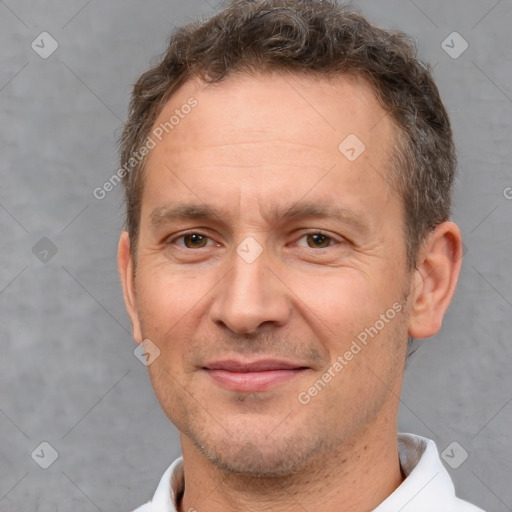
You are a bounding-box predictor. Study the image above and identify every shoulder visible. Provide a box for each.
[391,433,486,512]
[128,457,184,512]
[131,504,152,512]
[450,495,486,512]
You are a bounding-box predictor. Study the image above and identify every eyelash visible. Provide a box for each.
[167,230,341,250]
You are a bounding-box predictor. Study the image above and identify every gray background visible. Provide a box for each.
[1,0,511,510]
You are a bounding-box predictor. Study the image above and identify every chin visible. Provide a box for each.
[188,424,324,477]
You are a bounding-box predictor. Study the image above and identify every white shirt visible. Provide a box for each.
[132,433,485,512]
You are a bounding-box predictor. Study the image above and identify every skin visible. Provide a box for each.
[118,71,462,512]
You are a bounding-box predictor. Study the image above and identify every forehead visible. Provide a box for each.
[141,71,398,224]
[150,71,393,161]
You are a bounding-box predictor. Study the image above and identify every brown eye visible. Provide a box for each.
[306,233,332,248]
[183,233,208,248]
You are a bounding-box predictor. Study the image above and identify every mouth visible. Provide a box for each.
[202,359,310,392]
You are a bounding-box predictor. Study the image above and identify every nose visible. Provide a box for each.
[209,242,291,335]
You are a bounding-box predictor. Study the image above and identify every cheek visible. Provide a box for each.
[289,268,386,337]
[136,263,205,317]
[133,269,204,361]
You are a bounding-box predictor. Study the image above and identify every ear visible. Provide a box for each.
[118,231,143,344]
[408,222,463,339]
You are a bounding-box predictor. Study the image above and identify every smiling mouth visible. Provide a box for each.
[202,359,310,392]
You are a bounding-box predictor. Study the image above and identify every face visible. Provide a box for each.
[122,72,414,476]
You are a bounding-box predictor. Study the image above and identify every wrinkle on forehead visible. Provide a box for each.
[142,70,401,240]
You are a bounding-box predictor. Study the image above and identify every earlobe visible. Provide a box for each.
[407,222,463,339]
[117,231,143,344]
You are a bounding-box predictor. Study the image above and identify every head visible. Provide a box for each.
[118,0,462,476]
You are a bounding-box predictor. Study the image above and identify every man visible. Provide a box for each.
[117,1,484,510]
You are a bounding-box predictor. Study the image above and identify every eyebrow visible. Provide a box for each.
[149,200,371,233]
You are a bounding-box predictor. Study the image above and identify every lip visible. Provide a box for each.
[203,359,309,392]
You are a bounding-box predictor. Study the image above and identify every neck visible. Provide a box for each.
[178,417,403,512]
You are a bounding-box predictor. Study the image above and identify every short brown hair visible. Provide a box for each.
[119,0,455,270]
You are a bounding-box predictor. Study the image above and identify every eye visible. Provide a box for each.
[172,232,213,249]
[296,232,337,249]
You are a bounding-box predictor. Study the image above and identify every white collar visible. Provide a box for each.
[133,433,483,512]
